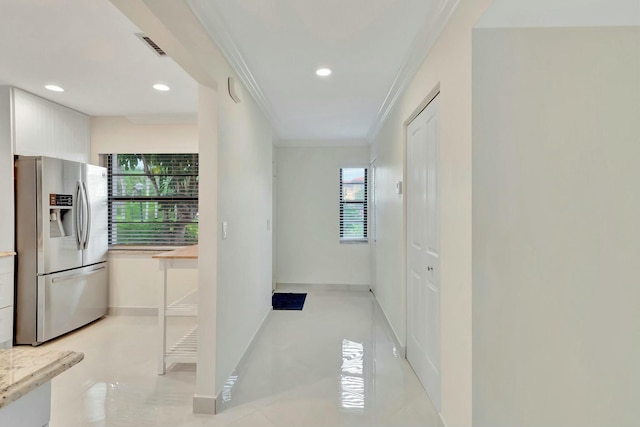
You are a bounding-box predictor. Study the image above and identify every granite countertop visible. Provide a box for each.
[0,348,83,409]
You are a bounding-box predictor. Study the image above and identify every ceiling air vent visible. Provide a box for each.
[135,33,167,57]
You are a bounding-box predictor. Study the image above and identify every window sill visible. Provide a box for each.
[108,245,190,253]
[339,239,369,244]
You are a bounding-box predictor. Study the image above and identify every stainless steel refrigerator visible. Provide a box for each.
[15,156,108,345]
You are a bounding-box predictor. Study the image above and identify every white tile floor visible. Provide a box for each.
[43,289,440,427]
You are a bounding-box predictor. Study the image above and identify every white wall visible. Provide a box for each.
[370,1,491,425]
[272,150,278,290]
[107,251,197,311]
[216,80,273,391]
[108,1,275,403]
[195,84,218,411]
[90,116,198,164]
[476,0,640,28]
[472,25,640,427]
[90,116,199,311]
[276,145,370,287]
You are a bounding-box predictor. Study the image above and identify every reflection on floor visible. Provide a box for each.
[43,289,440,426]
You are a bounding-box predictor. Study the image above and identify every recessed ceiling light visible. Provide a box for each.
[45,85,64,92]
[316,68,332,77]
[153,84,170,91]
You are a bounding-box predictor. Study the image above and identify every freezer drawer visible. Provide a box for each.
[37,263,108,344]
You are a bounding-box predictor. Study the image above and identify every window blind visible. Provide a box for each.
[339,167,368,242]
[106,153,199,246]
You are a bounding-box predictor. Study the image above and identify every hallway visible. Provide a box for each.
[45,289,440,426]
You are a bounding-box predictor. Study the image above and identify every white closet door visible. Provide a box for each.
[406,94,441,410]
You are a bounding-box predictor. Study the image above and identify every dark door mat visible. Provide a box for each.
[272,293,307,310]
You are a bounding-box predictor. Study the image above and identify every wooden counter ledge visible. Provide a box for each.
[152,245,198,259]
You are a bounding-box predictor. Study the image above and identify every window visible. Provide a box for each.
[339,167,367,242]
[105,154,199,247]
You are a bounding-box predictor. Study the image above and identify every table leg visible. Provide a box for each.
[158,259,167,375]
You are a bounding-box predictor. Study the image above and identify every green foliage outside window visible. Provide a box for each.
[107,153,199,246]
[340,168,368,242]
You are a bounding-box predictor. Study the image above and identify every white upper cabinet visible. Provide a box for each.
[12,87,90,163]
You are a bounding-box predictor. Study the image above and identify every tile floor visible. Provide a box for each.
[43,289,441,426]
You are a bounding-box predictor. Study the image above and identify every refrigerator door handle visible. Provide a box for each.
[51,266,106,283]
[75,182,83,250]
[82,181,91,249]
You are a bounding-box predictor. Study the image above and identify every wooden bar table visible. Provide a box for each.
[153,245,198,375]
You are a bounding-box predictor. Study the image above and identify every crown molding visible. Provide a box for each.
[186,0,281,137]
[366,0,461,142]
[275,139,370,148]
[186,0,459,144]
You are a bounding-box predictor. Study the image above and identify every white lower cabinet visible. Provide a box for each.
[0,306,12,347]
[0,271,13,308]
[0,257,15,348]
[0,382,51,427]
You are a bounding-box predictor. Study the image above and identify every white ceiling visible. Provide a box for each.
[0,0,454,141]
[0,0,198,118]
[187,0,443,141]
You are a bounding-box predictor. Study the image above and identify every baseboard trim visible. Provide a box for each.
[192,393,216,414]
[215,308,272,412]
[372,293,406,357]
[108,306,158,316]
[276,282,370,292]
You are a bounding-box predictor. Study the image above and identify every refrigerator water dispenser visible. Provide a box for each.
[49,208,71,238]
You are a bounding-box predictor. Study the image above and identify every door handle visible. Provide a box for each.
[75,182,83,250]
[82,181,91,249]
[51,266,106,283]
